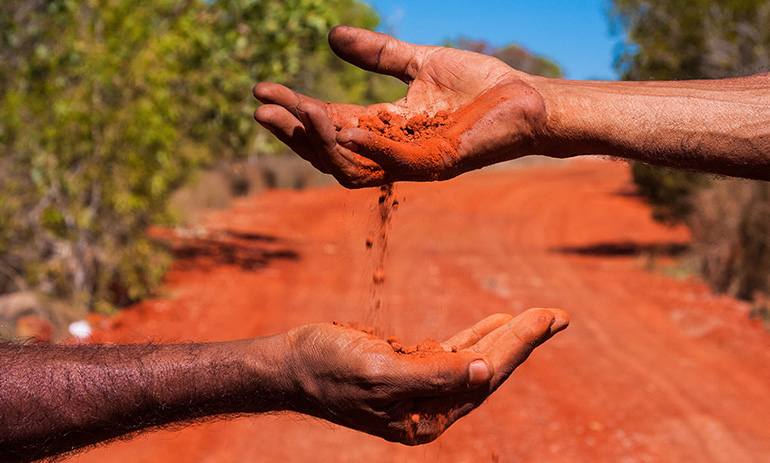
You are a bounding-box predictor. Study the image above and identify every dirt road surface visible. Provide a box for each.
[72,160,770,463]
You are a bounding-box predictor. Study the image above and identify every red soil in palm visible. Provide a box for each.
[72,160,770,463]
[355,111,459,180]
[356,110,452,143]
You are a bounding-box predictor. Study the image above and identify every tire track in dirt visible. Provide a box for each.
[72,160,770,463]
[492,161,770,462]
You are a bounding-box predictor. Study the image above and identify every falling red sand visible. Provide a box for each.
[365,184,396,325]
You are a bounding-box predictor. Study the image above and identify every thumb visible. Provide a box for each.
[475,308,569,391]
[387,350,494,401]
[328,25,424,83]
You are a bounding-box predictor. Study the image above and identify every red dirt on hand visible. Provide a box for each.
[386,335,444,355]
[356,111,452,143]
[355,111,459,180]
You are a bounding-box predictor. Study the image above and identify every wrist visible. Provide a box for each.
[451,74,556,173]
[235,333,298,414]
[277,327,327,419]
[528,76,606,159]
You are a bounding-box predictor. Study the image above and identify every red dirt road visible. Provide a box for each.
[73,160,770,463]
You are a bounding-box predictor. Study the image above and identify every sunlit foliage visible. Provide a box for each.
[0,0,403,312]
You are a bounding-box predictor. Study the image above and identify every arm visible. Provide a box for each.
[0,336,292,462]
[254,26,770,186]
[0,309,568,461]
[539,75,770,180]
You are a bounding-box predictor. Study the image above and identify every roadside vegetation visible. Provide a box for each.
[612,0,770,322]
[0,0,404,318]
[4,0,766,338]
[0,1,565,340]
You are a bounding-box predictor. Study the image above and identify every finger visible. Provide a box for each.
[440,313,514,351]
[296,101,351,174]
[336,127,422,169]
[381,350,494,401]
[385,309,569,445]
[254,105,330,174]
[328,25,426,83]
[325,103,369,129]
[296,100,388,185]
[253,83,321,119]
[474,308,569,390]
[548,308,570,334]
[255,82,374,131]
[253,82,299,109]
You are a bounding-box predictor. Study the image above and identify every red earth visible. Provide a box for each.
[71,159,770,463]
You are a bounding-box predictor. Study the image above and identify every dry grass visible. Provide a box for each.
[687,178,770,304]
[630,164,770,316]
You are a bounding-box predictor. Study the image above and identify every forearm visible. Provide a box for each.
[0,336,293,461]
[534,73,770,179]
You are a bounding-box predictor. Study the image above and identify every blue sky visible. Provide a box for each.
[363,0,620,80]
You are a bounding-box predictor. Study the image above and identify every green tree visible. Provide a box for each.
[1,0,205,311]
[183,0,396,160]
[0,0,394,313]
[612,0,770,80]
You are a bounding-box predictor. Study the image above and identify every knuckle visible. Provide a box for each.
[426,373,449,392]
[359,355,390,380]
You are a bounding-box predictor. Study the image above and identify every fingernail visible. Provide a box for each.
[551,316,569,333]
[548,309,570,334]
[468,359,492,384]
[340,140,359,151]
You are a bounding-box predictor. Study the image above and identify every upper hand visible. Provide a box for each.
[254,26,550,188]
[284,308,569,444]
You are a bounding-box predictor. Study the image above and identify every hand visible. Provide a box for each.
[254,26,551,188]
[285,308,569,445]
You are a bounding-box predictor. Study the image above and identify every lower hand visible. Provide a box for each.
[284,308,569,444]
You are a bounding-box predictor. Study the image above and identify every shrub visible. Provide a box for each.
[630,164,709,223]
